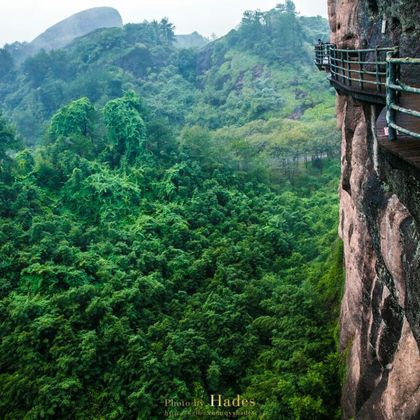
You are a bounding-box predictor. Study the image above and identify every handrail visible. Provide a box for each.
[314,44,420,141]
[329,47,394,94]
[334,47,397,53]
[389,57,420,64]
[389,80,420,95]
[386,52,420,140]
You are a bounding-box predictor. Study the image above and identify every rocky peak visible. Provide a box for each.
[24,7,123,58]
[174,32,209,49]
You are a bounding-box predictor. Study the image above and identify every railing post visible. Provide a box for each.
[395,46,400,83]
[327,44,331,68]
[375,47,381,93]
[386,51,397,140]
[341,51,345,84]
[358,51,364,90]
[347,51,351,87]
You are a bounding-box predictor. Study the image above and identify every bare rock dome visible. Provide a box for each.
[29,7,123,54]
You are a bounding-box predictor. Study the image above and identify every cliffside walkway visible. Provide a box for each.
[315,44,420,168]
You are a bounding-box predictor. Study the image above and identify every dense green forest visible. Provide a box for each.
[0,2,343,419]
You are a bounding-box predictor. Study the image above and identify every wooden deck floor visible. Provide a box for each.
[323,57,420,171]
[376,104,420,170]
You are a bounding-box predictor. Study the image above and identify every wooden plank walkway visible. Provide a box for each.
[376,105,420,170]
[315,45,420,171]
[396,93,420,136]
[329,77,386,105]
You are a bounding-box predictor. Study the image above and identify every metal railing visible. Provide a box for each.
[386,53,420,140]
[314,44,420,141]
[314,43,334,68]
[329,47,396,95]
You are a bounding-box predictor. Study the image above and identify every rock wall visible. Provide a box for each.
[327,0,420,418]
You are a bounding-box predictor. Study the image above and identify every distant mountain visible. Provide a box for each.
[17,7,123,61]
[0,7,331,143]
[175,31,209,49]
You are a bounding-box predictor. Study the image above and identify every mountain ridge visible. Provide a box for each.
[15,7,124,61]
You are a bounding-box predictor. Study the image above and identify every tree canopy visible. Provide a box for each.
[0,3,342,419]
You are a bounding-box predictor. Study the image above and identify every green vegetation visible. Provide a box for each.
[0,3,343,419]
[0,3,332,145]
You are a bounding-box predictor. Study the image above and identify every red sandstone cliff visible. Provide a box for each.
[328,0,420,418]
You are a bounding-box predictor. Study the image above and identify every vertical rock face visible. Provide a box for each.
[328,0,420,418]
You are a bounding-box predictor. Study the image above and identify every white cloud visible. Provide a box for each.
[0,0,328,47]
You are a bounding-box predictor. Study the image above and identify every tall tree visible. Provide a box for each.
[103,91,147,166]
[0,113,20,172]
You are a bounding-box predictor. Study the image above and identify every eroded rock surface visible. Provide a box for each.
[329,0,420,418]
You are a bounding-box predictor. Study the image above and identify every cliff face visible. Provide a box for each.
[328,0,420,418]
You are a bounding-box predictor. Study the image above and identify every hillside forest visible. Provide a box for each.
[0,2,344,419]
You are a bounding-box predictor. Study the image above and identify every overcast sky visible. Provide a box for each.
[0,0,327,47]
